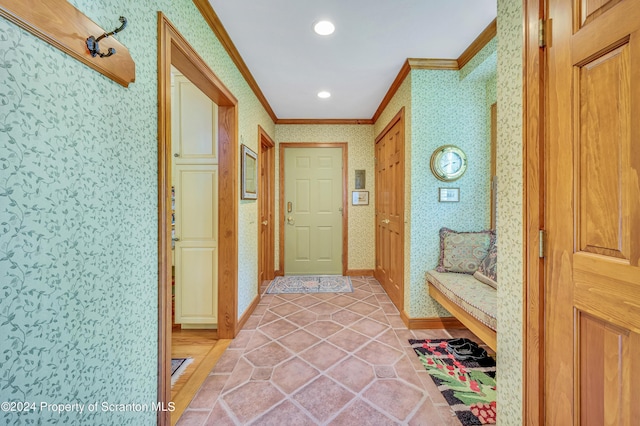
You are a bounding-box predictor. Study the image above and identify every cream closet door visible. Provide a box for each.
[173,73,218,328]
[284,147,343,275]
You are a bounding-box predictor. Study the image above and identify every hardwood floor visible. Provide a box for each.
[170,328,230,425]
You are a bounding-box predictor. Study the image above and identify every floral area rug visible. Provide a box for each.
[266,275,353,294]
[409,339,496,425]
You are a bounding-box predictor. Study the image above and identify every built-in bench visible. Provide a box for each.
[427,270,497,351]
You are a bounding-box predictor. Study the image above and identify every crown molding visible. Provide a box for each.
[276,118,374,125]
[408,58,459,70]
[372,19,497,125]
[193,1,496,127]
[457,18,497,70]
[370,60,411,123]
[192,0,277,122]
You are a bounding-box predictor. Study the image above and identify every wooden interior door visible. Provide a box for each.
[545,0,640,423]
[375,111,405,310]
[258,128,275,284]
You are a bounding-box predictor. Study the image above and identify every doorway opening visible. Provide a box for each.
[157,13,238,426]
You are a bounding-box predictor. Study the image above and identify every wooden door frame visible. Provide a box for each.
[278,142,349,276]
[258,126,275,287]
[157,12,239,426]
[523,0,545,424]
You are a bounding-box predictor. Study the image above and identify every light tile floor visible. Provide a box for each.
[177,276,490,426]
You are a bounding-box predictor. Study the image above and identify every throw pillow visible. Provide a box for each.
[474,243,498,289]
[436,227,495,274]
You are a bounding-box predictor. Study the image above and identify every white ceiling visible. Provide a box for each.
[208,0,497,120]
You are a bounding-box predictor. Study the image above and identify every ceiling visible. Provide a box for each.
[208,0,497,120]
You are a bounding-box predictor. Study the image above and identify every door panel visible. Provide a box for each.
[546,0,640,423]
[578,45,630,259]
[375,113,404,310]
[178,168,218,241]
[173,75,218,165]
[579,0,622,25]
[175,247,218,322]
[318,179,333,212]
[296,179,311,212]
[284,147,343,275]
[295,227,310,261]
[317,227,333,260]
[578,312,632,425]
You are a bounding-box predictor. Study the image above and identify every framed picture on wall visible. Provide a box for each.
[355,170,366,189]
[241,144,257,200]
[438,187,460,202]
[352,191,369,205]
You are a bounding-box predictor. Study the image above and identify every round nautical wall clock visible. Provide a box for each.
[430,145,468,182]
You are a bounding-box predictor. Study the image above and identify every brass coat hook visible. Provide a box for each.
[86,16,128,58]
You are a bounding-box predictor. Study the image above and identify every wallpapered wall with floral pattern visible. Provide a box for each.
[496,0,524,423]
[407,41,497,318]
[274,125,375,271]
[0,0,274,423]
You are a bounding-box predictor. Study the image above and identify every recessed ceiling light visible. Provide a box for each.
[314,20,335,36]
[317,91,331,99]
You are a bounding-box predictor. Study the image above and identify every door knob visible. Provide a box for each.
[173,153,180,157]
[262,220,268,226]
[172,237,180,242]
[381,219,390,224]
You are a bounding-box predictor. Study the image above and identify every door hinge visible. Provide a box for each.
[539,229,545,258]
[538,19,547,48]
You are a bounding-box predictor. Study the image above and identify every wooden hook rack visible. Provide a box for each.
[0,0,135,87]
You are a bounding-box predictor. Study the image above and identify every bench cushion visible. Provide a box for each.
[426,270,497,331]
[436,228,495,274]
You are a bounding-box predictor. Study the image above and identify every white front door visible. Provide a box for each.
[284,147,343,275]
